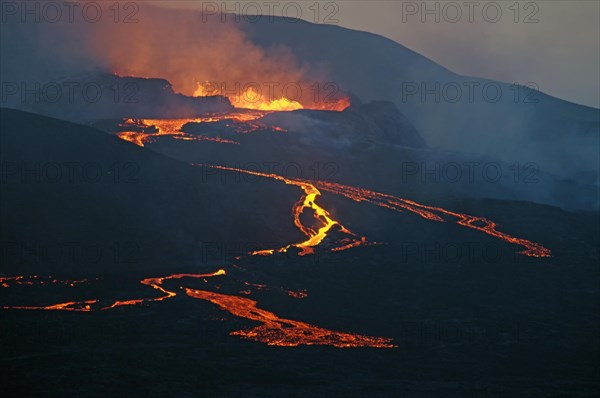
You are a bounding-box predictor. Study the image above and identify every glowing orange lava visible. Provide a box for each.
[117,118,242,147]
[193,84,350,112]
[2,270,394,348]
[1,271,226,312]
[0,164,551,350]
[103,270,227,309]
[200,165,368,256]
[199,165,550,258]
[3,300,98,312]
[0,275,92,287]
[185,288,394,348]
[312,180,552,257]
[116,111,293,147]
[287,289,308,299]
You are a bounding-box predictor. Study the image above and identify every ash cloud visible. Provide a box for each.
[0,2,315,101]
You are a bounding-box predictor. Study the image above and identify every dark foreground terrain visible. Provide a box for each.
[1,236,599,398]
[1,194,599,397]
[1,109,599,397]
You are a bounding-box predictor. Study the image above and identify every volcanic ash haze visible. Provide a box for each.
[85,4,330,108]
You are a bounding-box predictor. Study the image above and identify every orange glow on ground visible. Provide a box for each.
[312,180,552,258]
[201,165,549,258]
[201,165,368,256]
[0,276,92,288]
[185,288,395,348]
[116,111,292,147]
[2,270,395,348]
[1,168,551,349]
[287,289,308,299]
[103,270,227,309]
[117,118,242,147]
[3,300,98,312]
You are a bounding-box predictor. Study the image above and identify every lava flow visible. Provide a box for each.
[198,164,369,256]
[1,165,550,350]
[201,165,550,258]
[116,110,293,147]
[186,288,395,348]
[2,271,395,348]
[287,289,308,299]
[102,270,227,309]
[1,271,227,312]
[117,117,242,147]
[0,275,92,288]
[312,180,552,257]
[4,300,99,312]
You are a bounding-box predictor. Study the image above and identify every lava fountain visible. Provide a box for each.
[88,4,349,111]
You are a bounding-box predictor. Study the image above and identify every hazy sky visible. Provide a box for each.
[162,1,599,108]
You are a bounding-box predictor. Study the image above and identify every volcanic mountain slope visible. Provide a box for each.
[2,6,597,185]
[1,109,599,397]
[242,17,600,185]
[123,100,598,213]
[0,108,304,275]
[257,100,426,148]
[1,125,599,397]
[18,73,234,123]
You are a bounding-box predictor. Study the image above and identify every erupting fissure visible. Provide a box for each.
[193,84,351,112]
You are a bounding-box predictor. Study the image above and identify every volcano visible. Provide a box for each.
[1,3,599,398]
